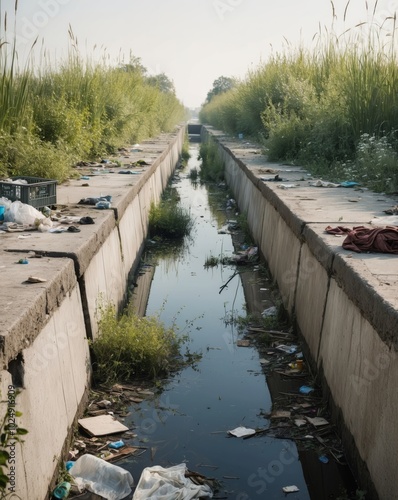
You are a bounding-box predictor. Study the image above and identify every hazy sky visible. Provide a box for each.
[3,0,396,108]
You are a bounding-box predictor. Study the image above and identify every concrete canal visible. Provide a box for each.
[121,141,358,499]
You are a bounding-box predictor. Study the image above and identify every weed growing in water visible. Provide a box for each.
[204,254,221,268]
[188,167,199,181]
[149,187,193,240]
[91,304,188,385]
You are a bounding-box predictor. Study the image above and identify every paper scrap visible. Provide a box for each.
[228,426,256,438]
[283,485,300,493]
[78,414,129,437]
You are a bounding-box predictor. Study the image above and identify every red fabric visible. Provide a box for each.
[325,225,398,254]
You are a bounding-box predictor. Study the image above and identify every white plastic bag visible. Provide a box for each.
[133,463,213,499]
[69,454,134,500]
[4,200,51,227]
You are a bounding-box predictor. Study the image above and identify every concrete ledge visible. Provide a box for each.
[0,251,76,368]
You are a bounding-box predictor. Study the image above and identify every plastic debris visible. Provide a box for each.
[276,344,297,354]
[283,485,299,493]
[52,481,71,499]
[108,440,125,450]
[228,426,256,438]
[133,463,213,499]
[309,179,340,188]
[78,195,112,206]
[17,258,29,264]
[277,183,297,189]
[319,454,329,464]
[299,385,314,395]
[340,181,359,188]
[95,201,112,209]
[262,306,277,317]
[69,454,134,500]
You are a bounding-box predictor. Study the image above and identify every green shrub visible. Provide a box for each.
[92,304,184,384]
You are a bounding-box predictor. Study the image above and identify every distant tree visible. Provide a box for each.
[146,73,176,95]
[206,76,236,103]
[120,54,147,76]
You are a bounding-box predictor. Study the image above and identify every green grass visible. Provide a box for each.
[0,3,187,182]
[200,3,398,192]
[91,304,185,384]
[149,187,193,239]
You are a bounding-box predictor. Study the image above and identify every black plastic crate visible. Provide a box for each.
[0,176,57,209]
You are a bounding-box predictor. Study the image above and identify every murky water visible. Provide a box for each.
[123,143,356,499]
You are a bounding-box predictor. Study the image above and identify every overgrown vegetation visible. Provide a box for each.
[200,2,398,192]
[91,304,186,384]
[180,133,191,164]
[0,4,187,182]
[198,140,224,182]
[149,186,193,239]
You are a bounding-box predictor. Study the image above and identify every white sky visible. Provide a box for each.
[2,0,397,108]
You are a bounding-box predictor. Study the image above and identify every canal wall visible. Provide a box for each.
[201,125,398,500]
[0,126,185,499]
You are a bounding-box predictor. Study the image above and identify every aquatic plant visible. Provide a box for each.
[92,304,185,384]
[149,187,193,239]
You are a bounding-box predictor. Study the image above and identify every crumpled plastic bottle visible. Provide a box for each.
[52,481,71,499]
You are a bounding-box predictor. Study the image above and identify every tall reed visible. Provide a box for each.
[0,4,187,181]
[200,1,398,190]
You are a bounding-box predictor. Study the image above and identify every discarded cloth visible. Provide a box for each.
[133,463,213,499]
[325,225,398,254]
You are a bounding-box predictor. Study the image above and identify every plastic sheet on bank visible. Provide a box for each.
[133,463,213,499]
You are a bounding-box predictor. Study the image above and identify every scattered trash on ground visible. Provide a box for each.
[309,180,340,188]
[384,204,398,215]
[78,196,112,207]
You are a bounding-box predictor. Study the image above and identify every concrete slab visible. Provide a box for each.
[0,250,76,367]
[0,208,115,277]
